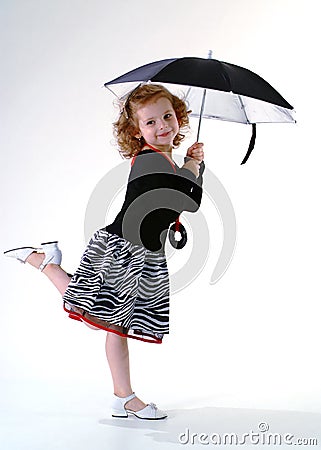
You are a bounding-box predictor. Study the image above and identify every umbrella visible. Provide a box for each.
[104,52,295,164]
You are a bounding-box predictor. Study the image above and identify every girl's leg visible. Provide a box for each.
[26,252,99,330]
[105,332,147,411]
[26,252,146,411]
[26,252,71,295]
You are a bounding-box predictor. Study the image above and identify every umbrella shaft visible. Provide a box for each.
[196,89,207,141]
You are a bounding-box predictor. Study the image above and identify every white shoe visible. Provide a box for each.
[4,241,62,271]
[111,393,167,420]
[4,246,37,263]
[38,241,62,271]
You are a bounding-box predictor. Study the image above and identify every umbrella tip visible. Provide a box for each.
[208,50,213,59]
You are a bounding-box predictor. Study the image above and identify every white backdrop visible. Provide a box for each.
[1,0,321,445]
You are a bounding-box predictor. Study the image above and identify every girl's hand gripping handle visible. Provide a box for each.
[182,142,204,178]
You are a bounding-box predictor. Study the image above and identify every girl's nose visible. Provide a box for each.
[158,119,167,129]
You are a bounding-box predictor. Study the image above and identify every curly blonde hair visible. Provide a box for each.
[113,83,190,158]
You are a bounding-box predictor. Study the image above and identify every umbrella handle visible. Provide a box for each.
[168,220,187,249]
[196,89,207,141]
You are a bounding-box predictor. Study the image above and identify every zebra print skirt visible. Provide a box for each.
[62,229,170,343]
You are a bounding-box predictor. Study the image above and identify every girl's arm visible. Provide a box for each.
[182,142,205,178]
[129,149,205,214]
[178,142,205,210]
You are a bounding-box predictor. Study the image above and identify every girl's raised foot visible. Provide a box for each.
[4,246,37,264]
[39,241,62,271]
[4,241,62,271]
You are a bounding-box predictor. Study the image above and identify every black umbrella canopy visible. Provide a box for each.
[105,56,295,164]
[105,57,293,110]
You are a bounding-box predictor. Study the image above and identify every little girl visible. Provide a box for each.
[4,83,205,420]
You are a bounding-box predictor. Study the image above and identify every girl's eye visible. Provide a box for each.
[164,113,172,119]
[146,120,155,126]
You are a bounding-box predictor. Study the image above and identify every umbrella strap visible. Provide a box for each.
[241,124,256,165]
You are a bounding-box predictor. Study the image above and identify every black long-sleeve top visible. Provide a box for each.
[105,147,205,252]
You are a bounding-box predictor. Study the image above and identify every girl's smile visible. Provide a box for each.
[158,131,171,138]
[135,97,179,152]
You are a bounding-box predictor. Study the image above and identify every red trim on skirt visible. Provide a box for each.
[63,303,163,344]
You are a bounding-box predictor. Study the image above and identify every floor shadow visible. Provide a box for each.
[99,406,321,447]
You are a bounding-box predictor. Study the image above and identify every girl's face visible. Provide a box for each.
[134,96,179,152]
